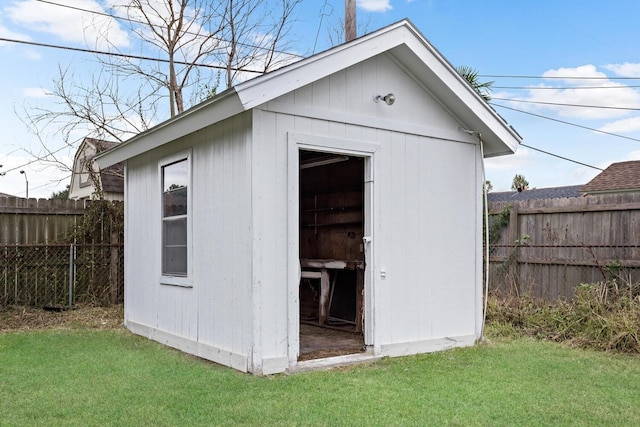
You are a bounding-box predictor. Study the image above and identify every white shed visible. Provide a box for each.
[96,20,521,375]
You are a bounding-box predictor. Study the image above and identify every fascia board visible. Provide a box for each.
[368,22,521,155]
[96,89,244,168]
[396,30,521,156]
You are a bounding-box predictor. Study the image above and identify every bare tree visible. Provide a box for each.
[103,0,303,116]
[20,0,303,179]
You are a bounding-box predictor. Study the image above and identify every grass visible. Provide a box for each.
[1,326,640,426]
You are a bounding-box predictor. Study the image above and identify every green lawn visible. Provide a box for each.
[1,329,639,426]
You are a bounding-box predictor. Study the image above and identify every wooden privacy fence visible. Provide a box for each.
[0,197,124,307]
[0,197,87,244]
[488,192,640,301]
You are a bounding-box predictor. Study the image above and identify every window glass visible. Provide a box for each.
[162,159,188,277]
[163,160,188,217]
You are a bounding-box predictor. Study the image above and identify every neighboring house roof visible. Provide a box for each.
[69,137,124,200]
[488,185,583,202]
[96,19,522,169]
[100,164,124,193]
[579,160,640,195]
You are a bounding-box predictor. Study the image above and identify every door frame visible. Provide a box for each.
[286,132,380,367]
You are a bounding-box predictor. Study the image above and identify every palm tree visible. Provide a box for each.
[456,65,493,102]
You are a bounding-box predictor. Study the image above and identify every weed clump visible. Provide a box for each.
[486,280,640,353]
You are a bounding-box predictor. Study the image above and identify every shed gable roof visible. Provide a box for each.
[580,160,640,194]
[97,19,521,168]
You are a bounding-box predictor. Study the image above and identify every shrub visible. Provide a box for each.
[486,280,640,353]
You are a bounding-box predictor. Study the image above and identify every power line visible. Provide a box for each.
[491,102,640,144]
[34,0,303,59]
[519,143,603,171]
[482,74,640,80]
[0,37,264,74]
[494,85,640,90]
[0,144,72,175]
[492,97,640,111]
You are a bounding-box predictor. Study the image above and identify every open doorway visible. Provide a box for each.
[298,150,366,361]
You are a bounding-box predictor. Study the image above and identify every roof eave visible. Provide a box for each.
[96,19,521,167]
[96,88,244,168]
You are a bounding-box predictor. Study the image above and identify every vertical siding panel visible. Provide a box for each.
[231,113,252,358]
[253,110,285,367]
[403,135,423,341]
[388,131,409,343]
[329,69,346,111]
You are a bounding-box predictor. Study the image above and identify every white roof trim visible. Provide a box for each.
[96,19,521,168]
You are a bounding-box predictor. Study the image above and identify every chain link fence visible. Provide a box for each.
[0,243,124,308]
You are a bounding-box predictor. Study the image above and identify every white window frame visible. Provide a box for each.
[159,150,192,288]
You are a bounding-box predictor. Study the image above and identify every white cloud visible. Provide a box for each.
[603,62,640,77]
[0,22,31,46]
[23,87,51,98]
[6,0,129,49]
[23,50,42,60]
[507,65,640,121]
[598,116,640,134]
[484,146,533,172]
[624,150,640,160]
[358,0,393,13]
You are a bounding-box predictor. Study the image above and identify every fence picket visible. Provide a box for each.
[489,192,640,301]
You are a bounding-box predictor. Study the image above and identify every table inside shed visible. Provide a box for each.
[300,258,364,333]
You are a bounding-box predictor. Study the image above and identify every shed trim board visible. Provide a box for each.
[126,320,249,372]
[380,334,476,357]
[287,132,379,365]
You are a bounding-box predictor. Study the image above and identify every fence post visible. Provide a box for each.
[68,243,74,308]
[508,206,519,294]
[110,231,119,304]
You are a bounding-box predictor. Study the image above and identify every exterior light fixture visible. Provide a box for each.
[374,93,396,105]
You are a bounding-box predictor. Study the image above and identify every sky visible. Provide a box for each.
[2,0,640,197]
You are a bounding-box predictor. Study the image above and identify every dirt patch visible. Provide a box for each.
[0,304,124,333]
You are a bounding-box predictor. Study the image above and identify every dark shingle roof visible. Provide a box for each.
[487,185,583,203]
[100,165,124,193]
[579,160,640,194]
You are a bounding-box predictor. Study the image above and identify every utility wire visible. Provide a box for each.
[494,85,640,90]
[519,143,603,170]
[34,0,303,59]
[491,103,640,144]
[0,144,73,175]
[482,74,640,80]
[0,37,264,73]
[492,97,640,111]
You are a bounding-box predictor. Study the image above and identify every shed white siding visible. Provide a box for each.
[98,20,520,375]
[125,113,254,371]
[250,52,482,365]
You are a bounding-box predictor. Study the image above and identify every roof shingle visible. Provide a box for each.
[487,185,582,202]
[580,160,640,194]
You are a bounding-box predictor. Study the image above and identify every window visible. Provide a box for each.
[161,158,189,278]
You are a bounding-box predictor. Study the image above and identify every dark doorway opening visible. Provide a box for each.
[298,150,365,360]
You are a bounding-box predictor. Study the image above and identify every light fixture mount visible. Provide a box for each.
[374,93,396,106]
